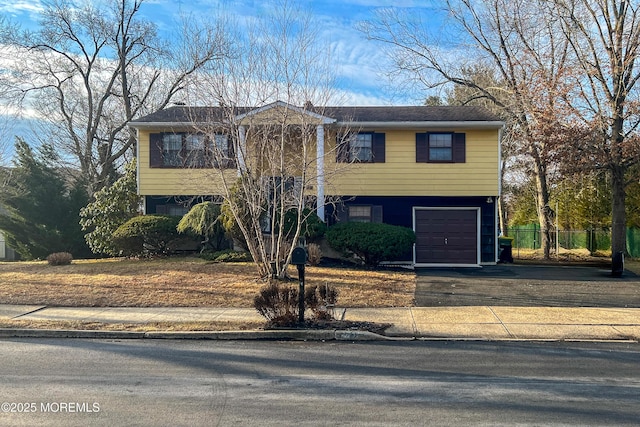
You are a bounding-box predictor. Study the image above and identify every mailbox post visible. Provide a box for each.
[291,247,307,323]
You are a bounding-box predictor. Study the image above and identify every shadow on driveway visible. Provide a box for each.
[415,264,640,308]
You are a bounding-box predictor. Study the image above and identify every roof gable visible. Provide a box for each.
[235,101,336,125]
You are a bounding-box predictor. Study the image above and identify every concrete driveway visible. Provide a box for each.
[415,263,640,308]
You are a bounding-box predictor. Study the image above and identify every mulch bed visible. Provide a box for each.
[265,319,392,335]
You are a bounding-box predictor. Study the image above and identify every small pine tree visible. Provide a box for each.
[0,138,91,259]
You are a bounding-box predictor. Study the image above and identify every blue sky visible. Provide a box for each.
[0,0,444,105]
[0,0,445,159]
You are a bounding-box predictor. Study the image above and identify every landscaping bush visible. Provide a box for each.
[199,249,253,262]
[218,185,252,250]
[304,283,338,320]
[254,282,300,326]
[177,202,229,252]
[306,243,322,266]
[254,282,339,326]
[112,215,188,257]
[326,222,416,268]
[281,208,327,241]
[46,252,73,266]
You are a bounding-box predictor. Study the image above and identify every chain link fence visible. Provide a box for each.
[507,225,640,258]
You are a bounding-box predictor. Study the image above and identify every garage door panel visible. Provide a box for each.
[415,209,478,264]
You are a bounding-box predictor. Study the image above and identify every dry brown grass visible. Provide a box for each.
[513,247,612,264]
[0,319,264,331]
[0,257,415,308]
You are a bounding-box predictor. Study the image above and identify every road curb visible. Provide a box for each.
[0,328,395,341]
[1,328,636,342]
[0,328,146,339]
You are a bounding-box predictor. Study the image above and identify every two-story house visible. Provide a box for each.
[129,101,504,267]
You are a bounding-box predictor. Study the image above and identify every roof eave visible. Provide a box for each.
[129,119,505,130]
[335,121,505,129]
[128,121,215,129]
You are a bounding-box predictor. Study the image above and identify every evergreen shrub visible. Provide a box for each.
[326,222,416,268]
[112,215,186,257]
[199,249,253,262]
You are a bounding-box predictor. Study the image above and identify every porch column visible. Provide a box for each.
[316,124,325,221]
[237,125,247,175]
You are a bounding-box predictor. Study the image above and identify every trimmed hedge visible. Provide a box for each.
[113,215,189,257]
[326,222,416,268]
[199,249,253,262]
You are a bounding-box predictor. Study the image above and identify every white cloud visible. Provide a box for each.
[0,0,44,17]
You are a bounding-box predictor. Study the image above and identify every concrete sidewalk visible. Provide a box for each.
[1,304,639,341]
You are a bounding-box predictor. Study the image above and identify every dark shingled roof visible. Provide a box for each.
[319,105,501,122]
[129,104,502,125]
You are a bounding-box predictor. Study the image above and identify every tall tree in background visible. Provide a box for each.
[0,138,91,259]
[443,64,516,235]
[553,0,640,257]
[360,0,578,258]
[0,0,226,194]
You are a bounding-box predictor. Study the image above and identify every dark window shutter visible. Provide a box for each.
[372,133,385,163]
[416,133,428,163]
[336,133,349,163]
[336,205,349,222]
[453,132,466,163]
[372,205,383,223]
[226,136,236,169]
[149,133,163,168]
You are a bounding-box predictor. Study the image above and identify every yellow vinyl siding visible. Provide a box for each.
[325,128,499,196]
[137,130,236,196]
[137,127,499,197]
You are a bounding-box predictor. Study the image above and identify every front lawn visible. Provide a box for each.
[0,257,416,308]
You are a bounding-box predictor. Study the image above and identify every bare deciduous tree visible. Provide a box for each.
[0,0,227,193]
[359,0,577,258]
[552,0,640,256]
[185,1,346,278]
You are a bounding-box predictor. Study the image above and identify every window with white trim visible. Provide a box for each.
[428,133,453,161]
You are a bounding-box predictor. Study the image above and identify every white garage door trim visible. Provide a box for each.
[413,207,481,267]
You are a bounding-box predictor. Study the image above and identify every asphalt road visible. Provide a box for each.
[1,339,639,426]
[415,264,640,307]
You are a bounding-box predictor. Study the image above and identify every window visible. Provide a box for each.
[416,132,466,163]
[150,132,235,169]
[337,132,385,163]
[213,134,230,157]
[351,133,373,162]
[161,134,182,167]
[428,133,452,161]
[212,134,234,168]
[185,134,208,167]
[155,204,190,216]
[337,204,383,223]
[348,205,372,222]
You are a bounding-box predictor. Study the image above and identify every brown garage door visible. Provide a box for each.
[414,209,478,264]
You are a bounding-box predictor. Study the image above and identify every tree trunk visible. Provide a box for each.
[532,149,552,258]
[607,97,628,256]
[610,164,627,256]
